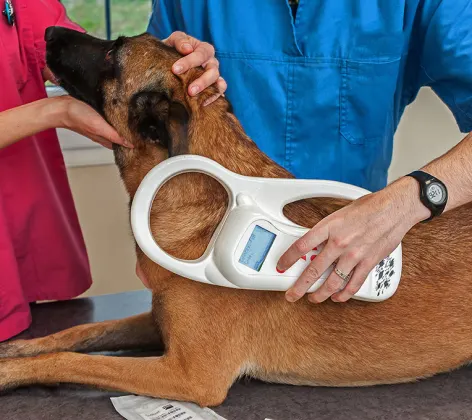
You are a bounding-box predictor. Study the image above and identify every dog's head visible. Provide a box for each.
[45,27,222,164]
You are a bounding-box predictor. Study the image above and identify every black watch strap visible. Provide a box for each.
[406,171,448,222]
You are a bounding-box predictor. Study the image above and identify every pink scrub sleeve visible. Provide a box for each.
[0,0,92,342]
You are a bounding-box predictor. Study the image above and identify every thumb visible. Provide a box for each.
[42,67,58,84]
[93,117,132,148]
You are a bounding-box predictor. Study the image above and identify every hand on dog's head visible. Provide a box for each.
[45,27,219,159]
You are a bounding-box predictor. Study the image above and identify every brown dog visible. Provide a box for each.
[1,27,471,407]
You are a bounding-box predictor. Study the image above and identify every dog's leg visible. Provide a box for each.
[0,352,232,407]
[0,313,161,358]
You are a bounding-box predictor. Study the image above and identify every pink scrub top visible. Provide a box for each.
[0,0,92,341]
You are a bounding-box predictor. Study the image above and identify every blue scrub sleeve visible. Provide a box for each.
[147,0,176,40]
[420,0,472,133]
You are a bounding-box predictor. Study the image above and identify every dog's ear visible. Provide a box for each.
[128,90,189,156]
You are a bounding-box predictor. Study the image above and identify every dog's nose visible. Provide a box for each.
[44,26,56,43]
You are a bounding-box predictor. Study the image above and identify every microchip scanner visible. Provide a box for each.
[131,155,402,302]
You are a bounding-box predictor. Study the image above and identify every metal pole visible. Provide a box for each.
[105,0,111,40]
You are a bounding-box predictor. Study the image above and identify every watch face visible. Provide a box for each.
[426,182,446,205]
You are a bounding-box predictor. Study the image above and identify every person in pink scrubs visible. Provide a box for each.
[0,0,130,342]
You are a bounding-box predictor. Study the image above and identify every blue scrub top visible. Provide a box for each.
[148,1,472,191]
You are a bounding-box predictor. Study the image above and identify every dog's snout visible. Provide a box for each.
[44,26,56,42]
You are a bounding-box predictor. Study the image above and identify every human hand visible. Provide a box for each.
[57,96,131,149]
[42,66,59,84]
[163,31,227,106]
[277,178,429,303]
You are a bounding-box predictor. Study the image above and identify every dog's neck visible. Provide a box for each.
[188,98,293,180]
[130,98,295,264]
[126,96,334,267]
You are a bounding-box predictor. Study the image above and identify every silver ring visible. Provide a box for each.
[334,267,351,283]
[334,267,351,292]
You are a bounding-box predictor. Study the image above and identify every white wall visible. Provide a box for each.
[388,88,463,181]
[62,87,464,297]
[66,165,143,297]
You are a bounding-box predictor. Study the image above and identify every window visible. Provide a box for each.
[61,0,152,40]
[51,0,152,167]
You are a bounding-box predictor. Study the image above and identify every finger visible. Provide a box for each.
[92,122,132,148]
[285,244,339,302]
[308,255,358,303]
[189,60,220,96]
[172,42,215,75]
[277,224,329,272]
[202,56,219,70]
[203,94,220,107]
[216,76,228,95]
[89,135,113,150]
[97,140,113,150]
[42,67,58,84]
[331,260,374,303]
[203,77,228,107]
[163,31,194,55]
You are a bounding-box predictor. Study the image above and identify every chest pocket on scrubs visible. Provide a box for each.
[340,59,401,145]
[2,2,34,90]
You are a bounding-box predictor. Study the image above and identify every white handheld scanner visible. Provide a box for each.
[131,155,402,302]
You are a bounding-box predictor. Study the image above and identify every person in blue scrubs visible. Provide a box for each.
[147,1,472,304]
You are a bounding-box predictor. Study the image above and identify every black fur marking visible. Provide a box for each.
[167,102,189,157]
[45,27,122,116]
[128,90,169,146]
[128,90,189,156]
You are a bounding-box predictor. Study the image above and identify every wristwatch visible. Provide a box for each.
[406,171,448,222]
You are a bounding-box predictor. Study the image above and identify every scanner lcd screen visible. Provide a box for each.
[239,225,276,272]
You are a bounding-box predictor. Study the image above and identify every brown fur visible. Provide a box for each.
[1,33,472,407]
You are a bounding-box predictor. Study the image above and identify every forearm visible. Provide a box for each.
[0,97,66,149]
[421,132,472,211]
[386,132,472,225]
